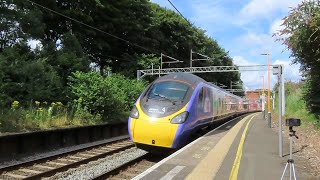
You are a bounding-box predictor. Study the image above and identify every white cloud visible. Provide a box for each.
[150,0,302,89]
[233,56,266,90]
[240,0,301,22]
[234,31,291,64]
[233,56,257,66]
[232,56,300,90]
[189,0,238,32]
[273,60,301,82]
[235,32,284,59]
[237,32,272,46]
[270,19,284,34]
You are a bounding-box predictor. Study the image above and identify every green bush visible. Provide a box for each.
[68,71,146,122]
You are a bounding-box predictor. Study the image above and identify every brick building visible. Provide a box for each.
[245,90,262,110]
[245,90,260,102]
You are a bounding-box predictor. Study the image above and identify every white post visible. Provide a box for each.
[272,95,275,110]
[281,65,285,116]
[137,70,141,80]
[279,73,283,157]
[151,63,154,75]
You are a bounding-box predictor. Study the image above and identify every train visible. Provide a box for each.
[128,72,253,151]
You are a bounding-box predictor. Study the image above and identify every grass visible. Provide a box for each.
[0,101,103,133]
[273,88,319,128]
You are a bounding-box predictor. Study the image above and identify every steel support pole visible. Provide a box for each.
[151,63,154,76]
[137,70,141,80]
[267,54,271,113]
[190,49,193,67]
[281,65,285,116]
[261,76,265,120]
[279,73,283,157]
[261,95,265,120]
[160,53,163,69]
[289,135,293,179]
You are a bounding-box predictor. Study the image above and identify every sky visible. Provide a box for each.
[151,0,303,90]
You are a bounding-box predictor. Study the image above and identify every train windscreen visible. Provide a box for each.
[146,81,189,102]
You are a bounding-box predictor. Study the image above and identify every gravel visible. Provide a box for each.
[45,147,147,180]
[271,116,320,177]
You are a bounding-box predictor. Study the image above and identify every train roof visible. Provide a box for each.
[155,73,244,100]
[154,72,206,87]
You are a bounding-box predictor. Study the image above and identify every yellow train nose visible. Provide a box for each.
[132,118,178,148]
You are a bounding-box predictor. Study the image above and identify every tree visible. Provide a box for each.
[147,3,242,92]
[1,0,245,107]
[275,0,320,115]
[0,43,63,106]
[52,32,90,87]
[0,0,26,52]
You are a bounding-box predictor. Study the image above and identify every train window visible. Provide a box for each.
[198,87,212,113]
[147,81,189,101]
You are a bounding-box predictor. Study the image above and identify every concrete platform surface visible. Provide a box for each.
[133,112,315,180]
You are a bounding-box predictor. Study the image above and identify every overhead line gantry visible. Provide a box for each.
[137,65,277,80]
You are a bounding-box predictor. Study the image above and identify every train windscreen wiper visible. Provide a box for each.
[153,93,171,101]
[153,93,183,105]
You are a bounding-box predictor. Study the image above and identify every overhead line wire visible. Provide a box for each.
[166,0,191,26]
[25,0,158,54]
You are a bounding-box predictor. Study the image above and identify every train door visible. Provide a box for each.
[197,86,213,119]
[217,91,223,115]
[210,88,217,117]
[231,97,236,112]
[198,87,204,114]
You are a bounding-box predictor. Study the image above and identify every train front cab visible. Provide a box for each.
[128,100,188,149]
[128,80,194,150]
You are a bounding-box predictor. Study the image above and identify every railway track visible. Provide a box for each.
[93,153,168,180]
[0,137,133,179]
[91,115,251,180]
[0,114,250,180]
[94,114,250,180]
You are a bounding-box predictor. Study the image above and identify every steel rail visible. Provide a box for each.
[0,136,132,179]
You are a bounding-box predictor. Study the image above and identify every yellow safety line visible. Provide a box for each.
[229,114,257,180]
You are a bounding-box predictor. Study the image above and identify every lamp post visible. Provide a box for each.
[261,53,271,128]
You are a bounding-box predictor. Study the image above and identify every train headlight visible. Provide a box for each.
[130,106,139,119]
[171,111,188,124]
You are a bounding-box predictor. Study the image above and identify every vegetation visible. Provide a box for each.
[273,81,319,128]
[68,72,147,121]
[0,0,243,132]
[275,0,320,118]
[0,100,101,132]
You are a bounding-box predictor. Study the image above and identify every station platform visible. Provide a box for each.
[133,112,314,180]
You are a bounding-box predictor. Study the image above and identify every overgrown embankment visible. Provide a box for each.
[272,84,320,176]
[0,72,146,133]
[282,88,319,127]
